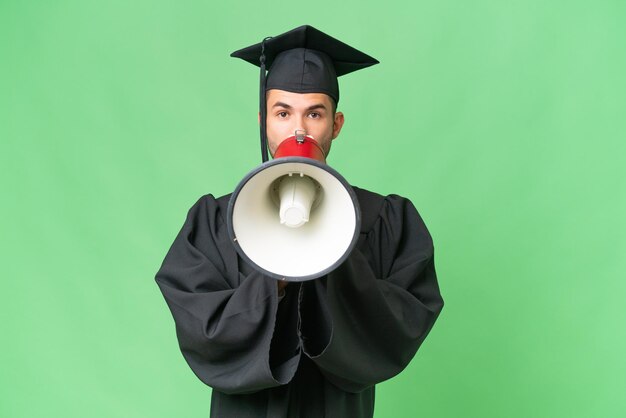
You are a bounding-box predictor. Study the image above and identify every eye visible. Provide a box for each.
[308,112,321,119]
[277,111,288,118]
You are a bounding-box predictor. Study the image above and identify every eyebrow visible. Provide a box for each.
[306,104,328,111]
[272,102,328,111]
[272,101,292,109]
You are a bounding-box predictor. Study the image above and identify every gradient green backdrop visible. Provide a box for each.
[1,1,625,417]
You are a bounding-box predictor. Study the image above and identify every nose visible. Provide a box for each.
[296,116,311,136]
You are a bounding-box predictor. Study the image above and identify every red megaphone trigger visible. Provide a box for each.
[273,134,326,163]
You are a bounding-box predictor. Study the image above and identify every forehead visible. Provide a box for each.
[267,90,333,108]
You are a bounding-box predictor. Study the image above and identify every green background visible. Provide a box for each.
[1,1,625,417]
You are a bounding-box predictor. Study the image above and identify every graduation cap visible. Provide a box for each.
[231,25,379,162]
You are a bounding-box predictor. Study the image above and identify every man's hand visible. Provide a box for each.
[277,281,288,297]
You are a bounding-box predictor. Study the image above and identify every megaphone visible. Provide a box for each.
[227,132,361,282]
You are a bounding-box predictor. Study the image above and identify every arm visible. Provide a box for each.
[299,195,444,392]
[155,195,300,395]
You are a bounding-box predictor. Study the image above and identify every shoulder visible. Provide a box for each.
[181,193,233,232]
[352,186,425,234]
[188,193,232,213]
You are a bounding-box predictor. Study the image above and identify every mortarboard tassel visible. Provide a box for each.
[259,37,272,163]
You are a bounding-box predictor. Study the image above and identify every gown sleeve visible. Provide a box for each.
[154,195,301,395]
[299,193,444,393]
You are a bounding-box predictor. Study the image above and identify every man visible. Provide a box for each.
[155,25,444,418]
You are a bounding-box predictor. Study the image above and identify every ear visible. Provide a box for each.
[258,112,261,125]
[331,111,345,140]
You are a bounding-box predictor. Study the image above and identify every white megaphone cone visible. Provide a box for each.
[227,131,361,282]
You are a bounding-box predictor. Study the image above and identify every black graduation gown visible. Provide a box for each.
[155,187,444,418]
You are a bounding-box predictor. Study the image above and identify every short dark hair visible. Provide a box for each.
[329,97,337,115]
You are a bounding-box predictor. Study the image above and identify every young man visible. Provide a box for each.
[155,25,444,418]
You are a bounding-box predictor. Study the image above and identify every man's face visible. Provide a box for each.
[265,89,344,158]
